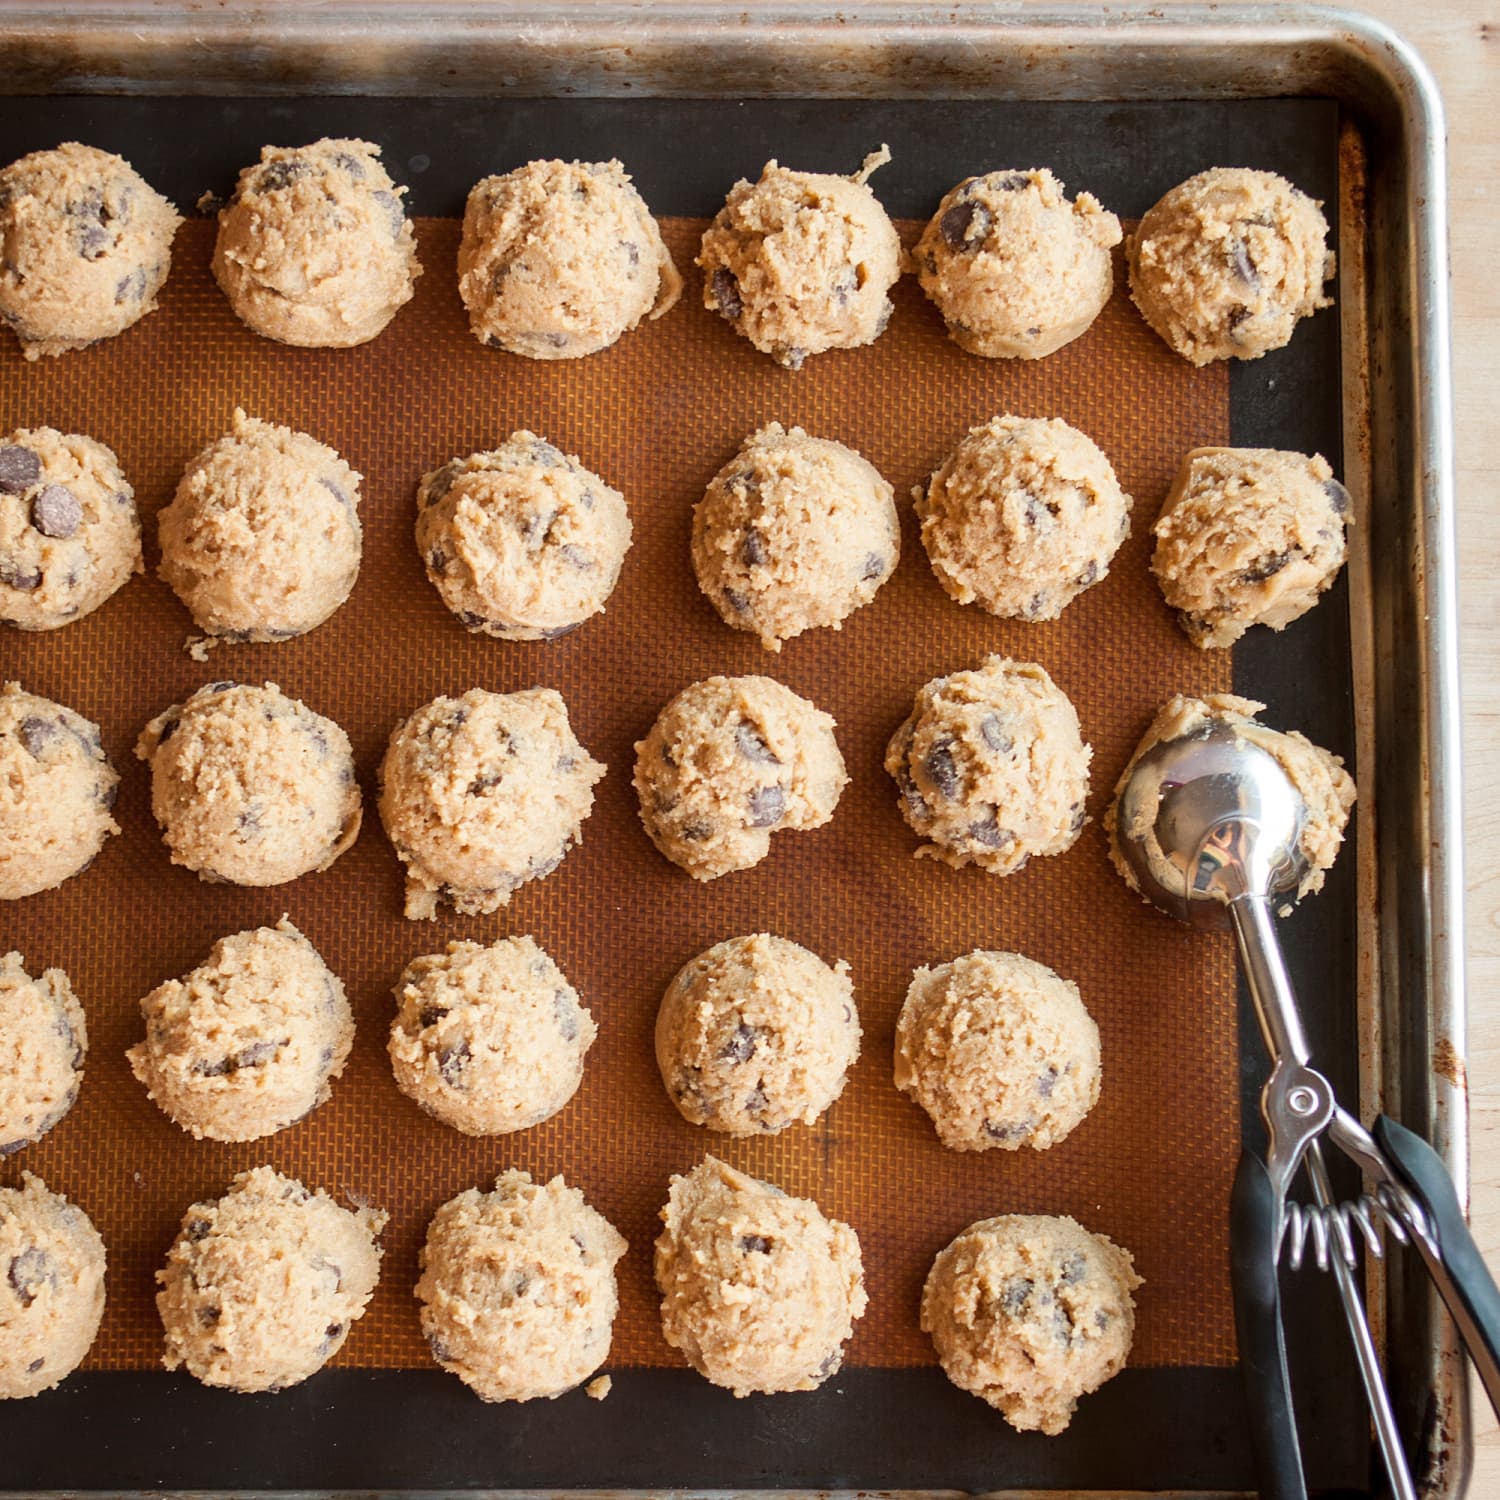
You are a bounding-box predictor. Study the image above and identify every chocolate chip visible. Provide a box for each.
[742,528,768,567]
[205,681,236,694]
[1228,237,1259,288]
[0,1136,31,1157]
[620,239,641,269]
[559,544,592,569]
[69,189,109,257]
[925,739,960,799]
[1069,801,1086,834]
[722,586,750,614]
[468,772,502,796]
[114,267,147,303]
[372,188,404,240]
[18,716,60,757]
[319,476,352,509]
[529,848,565,880]
[735,721,780,765]
[537,622,581,641]
[528,439,566,468]
[861,551,885,581]
[679,820,713,842]
[745,1085,768,1114]
[427,548,448,576]
[186,1216,212,1241]
[967,809,1010,848]
[456,610,490,630]
[0,446,40,494]
[25,1357,42,1373]
[198,1305,221,1327]
[156,714,180,745]
[940,199,992,250]
[237,805,262,838]
[235,1038,280,1069]
[980,715,1013,755]
[710,268,742,321]
[719,1023,757,1064]
[0,559,42,591]
[1021,493,1050,528]
[1058,1251,1087,1285]
[992,171,1030,191]
[1241,550,1291,583]
[8,1247,54,1308]
[418,1004,449,1029]
[323,1321,344,1343]
[257,158,313,192]
[32,484,81,539]
[554,990,578,1042]
[427,1331,453,1364]
[1038,1065,1060,1099]
[740,1234,772,1254]
[424,464,460,506]
[831,266,858,304]
[984,1117,1034,1143]
[438,1037,471,1087]
[510,1273,531,1297]
[1227,305,1253,334]
[999,1276,1033,1312]
[1324,478,1352,516]
[748,784,785,827]
[331,150,366,179]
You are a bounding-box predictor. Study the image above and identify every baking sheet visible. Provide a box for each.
[0,94,1359,1493]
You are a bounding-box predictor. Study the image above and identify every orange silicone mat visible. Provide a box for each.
[0,215,1235,1373]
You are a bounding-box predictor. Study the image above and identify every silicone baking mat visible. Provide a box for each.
[0,95,1360,1493]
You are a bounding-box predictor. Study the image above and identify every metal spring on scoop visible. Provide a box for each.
[1283,1187,1412,1272]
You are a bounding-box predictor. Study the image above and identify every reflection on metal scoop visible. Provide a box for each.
[1115,718,1500,1500]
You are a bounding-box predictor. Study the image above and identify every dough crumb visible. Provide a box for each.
[585,1374,612,1401]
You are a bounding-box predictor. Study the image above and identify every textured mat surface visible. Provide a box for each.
[0,214,1234,1373]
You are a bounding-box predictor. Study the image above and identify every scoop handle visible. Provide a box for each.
[1374,1114,1500,1417]
[1230,1148,1307,1500]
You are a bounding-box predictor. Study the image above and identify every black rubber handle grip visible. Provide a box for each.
[1374,1114,1500,1418]
[1230,1149,1307,1500]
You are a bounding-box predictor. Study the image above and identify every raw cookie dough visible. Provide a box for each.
[0,141,181,360]
[135,681,361,887]
[0,952,86,1155]
[159,409,362,647]
[634,675,847,881]
[157,1166,385,1393]
[378,687,604,920]
[213,138,420,348]
[915,168,1122,359]
[921,1213,1141,1434]
[389,935,597,1135]
[691,423,899,651]
[916,414,1132,621]
[458,158,681,359]
[698,148,902,369]
[656,933,860,1135]
[416,432,631,641]
[1152,446,1351,648]
[895,950,1099,1152]
[1128,167,1335,366]
[417,1170,627,1402]
[1106,692,1355,901]
[0,1173,106,1399]
[655,1156,866,1397]
[0,682,119,900]
[127,919,353,1143]
[0,426,141,631]
[885,657,1091,875]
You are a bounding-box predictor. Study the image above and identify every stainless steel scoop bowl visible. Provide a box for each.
[1113,715,1500,1500]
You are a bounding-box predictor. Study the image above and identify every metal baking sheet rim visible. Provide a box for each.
[1,5,1464,1498]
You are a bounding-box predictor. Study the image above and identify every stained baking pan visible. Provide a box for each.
[0,5,1460,1497]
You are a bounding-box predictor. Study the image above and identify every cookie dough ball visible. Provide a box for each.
[1,427,141,631]
[656,934,859,1135]
[157,1166,385,1393]
[916,169,1122,359]
[886,657,1091,876]
[0,142,180,360]
[634,675,847,881]
[0,953,86,1155]
[158,409,362,646]
[0,1173,106,1399]
[416,433,631,641]
[213,138,420,347]
[0,683,119,900]
[458,158,681,359]
[417,1170,627,1402]
[126,919,353,1144]
[698,148,902,369]
[1128,167,1335,366]
[135,681,361,887]
[923,1214,1140,1434]
[1152,446,1351,648]
[896,950,1098,1152]
[656,1157,865,1396]
[378,688,604,920]
[1107,693,1355,901]
[389,936,596,1135]
[916,415,1131,621]
[692,423,899,651]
